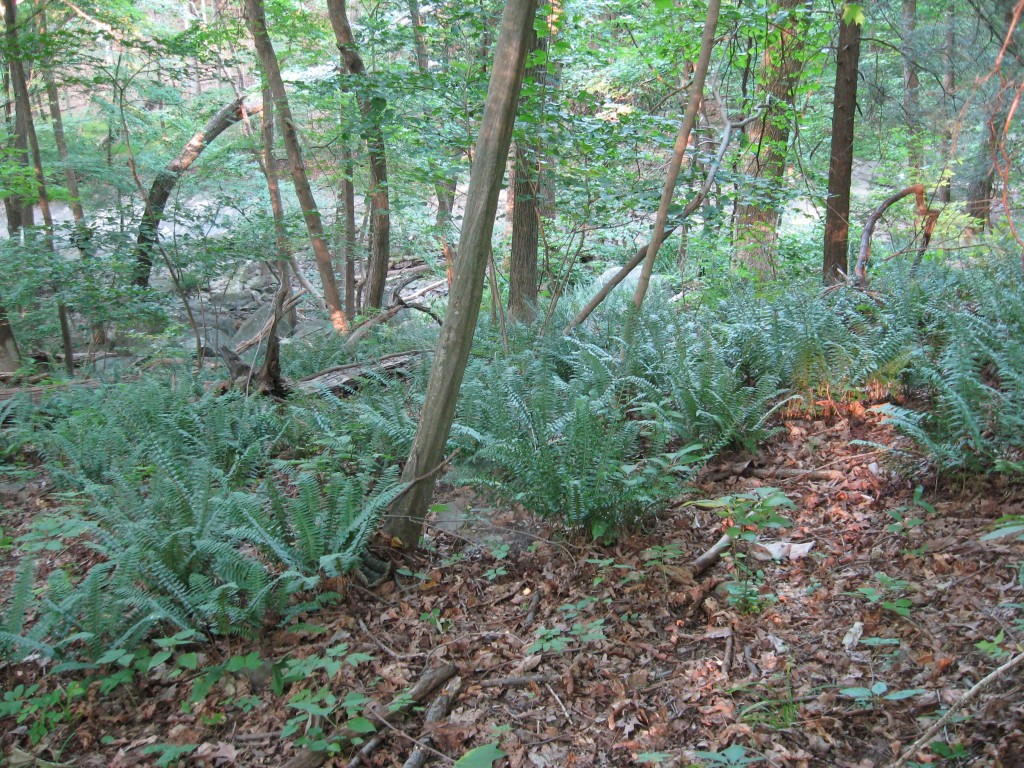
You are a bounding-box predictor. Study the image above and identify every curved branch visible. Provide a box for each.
[132,95,262,287]
[854,183,939,286]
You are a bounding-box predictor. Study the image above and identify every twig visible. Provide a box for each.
[357,618,426,661]
[401,677,463,768]
[281,664,458,768]
[889,650,1024,768]
[546,683,573,724]
[521,590,542,631]
[691,534,732,577]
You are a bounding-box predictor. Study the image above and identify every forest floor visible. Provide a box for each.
[2,399,1024,768]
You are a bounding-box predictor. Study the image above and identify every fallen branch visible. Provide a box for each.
[690,533,732,578]
[400,676,464,768]
[855,183,940,287]
[890,650,1024,768]
[282,663,458,768]
[296,350,426,395]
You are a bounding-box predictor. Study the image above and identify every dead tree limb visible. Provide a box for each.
[399,676,464,768]
[854,183,940,286]
[296,350,425,395]
[890,649,1024,768]
[281,663,458,768]
[691,533,732,577]
[132,96,263,287]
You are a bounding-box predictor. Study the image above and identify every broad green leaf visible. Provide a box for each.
[453,743,507,768]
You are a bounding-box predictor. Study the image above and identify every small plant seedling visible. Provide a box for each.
[838,681,926,708]
[693,743,764,766]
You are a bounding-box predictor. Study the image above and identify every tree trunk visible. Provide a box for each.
[132,96,264,287]
[902,0,922,176]
[4,0,73,374]
[2,0,32,234]
[342,143,358,321]
[383,0,538,549]
[326,0,391,311]
[407,0,429,72]
[733,0,806,279]
[507,26,545,324]
[0,302,19,373]
[938,3,955,204]
[632,0,719,309]
[822,12,862,285]
[244,0,347,332]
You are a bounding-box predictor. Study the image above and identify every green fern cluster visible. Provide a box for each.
[877,259,1024,471]
[38,378,285,490]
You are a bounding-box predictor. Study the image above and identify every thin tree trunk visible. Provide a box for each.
[326,0,391,311]
[902,0,922,175]
[822,12,862,285]
[0,302,19,373]
[407,0,429,71]
[734,0,806,278]
[632,0,719,309]
[341,144,358,321]
[256,86,297,323]
[383,0,538,549]
[938,3,955,204]
[132,95,264,287]
[243,0,348,332]
[507,26,544,324]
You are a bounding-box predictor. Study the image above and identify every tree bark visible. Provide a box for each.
[132,96,265,287]
[507,26,544,324]
[326,0,391,311]
[383,0,538,549]
[822,12,862,285]
[243,0,348,333]
[2,0,32,235]
[632,0,720,309]
[734,0,806,279]
[902,0,922,175]
[407,0,429,72]
[0,303,19,373]
[342,143,358,321]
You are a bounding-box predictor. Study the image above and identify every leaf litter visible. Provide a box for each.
[2,401,1023,767]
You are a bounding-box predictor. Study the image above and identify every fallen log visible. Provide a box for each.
[296,350,426,395]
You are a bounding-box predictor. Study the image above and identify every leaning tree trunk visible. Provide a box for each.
[734,0,806,279]
[632,0,720,309]
[132,95,264,287]
[327,0,391,311]
[822,11,862,285]
[383,0,538,549]
[243,0,348,332]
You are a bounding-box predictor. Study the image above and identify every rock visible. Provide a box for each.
[289,318,333,341]
[230,304,292,347]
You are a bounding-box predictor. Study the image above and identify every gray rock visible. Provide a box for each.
[231,304,293,347]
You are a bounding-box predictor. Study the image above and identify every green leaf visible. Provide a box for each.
[842,3,866,25]
[453,743,507,767]
[884,688,926,700]
[653,0,675,10]
[839,687,873,699]
[346,717,377,734]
